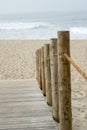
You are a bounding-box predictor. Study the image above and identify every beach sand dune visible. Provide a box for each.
[0,40,87,129]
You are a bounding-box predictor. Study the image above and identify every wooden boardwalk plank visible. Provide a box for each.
[0,79,58,130]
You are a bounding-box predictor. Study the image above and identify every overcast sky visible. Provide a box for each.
[0,0,86,14]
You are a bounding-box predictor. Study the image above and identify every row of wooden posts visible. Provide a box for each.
[35,31,72,130]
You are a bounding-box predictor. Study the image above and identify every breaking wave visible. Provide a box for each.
[0,22,49,30]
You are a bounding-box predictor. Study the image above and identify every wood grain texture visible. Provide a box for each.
[50,39,59,122]
[44,44,52,106]
[0,79,58,130]
[58,31,72,130]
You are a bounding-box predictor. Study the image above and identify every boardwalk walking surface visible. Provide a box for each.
[0,79,58,130]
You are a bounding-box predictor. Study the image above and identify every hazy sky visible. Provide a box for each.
[0,0,86,14]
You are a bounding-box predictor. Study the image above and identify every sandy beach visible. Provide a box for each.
[0,40,87,129]
[0,40,48,79]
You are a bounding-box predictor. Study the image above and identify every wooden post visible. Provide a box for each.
[44,44,52,106]
[36,49,39,84]
[58,31,72,130]
[39,48,42,89]
[41,47,46,96]
[38,49,40,87]
[35,50,38,80]
[50,38,59,122]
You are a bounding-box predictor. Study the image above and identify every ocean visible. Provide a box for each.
[0,11,87,39]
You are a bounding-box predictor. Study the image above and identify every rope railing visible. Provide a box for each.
[64,53,87,80]
[45,52,87,80]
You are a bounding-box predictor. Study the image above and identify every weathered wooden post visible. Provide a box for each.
[35,50,37,80]
[36,49,39,84]
[50,38,59,122]
[44,44,52,106]
[38,49,40,86]
[41,47,46,96]
[35,49,38,80]
[58,31,72,130]
[39,48,42,89]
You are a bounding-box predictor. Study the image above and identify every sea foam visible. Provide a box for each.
[70,27,87,35]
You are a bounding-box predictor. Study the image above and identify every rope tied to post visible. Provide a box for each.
[45,52,87,80]
[64,53,87,80]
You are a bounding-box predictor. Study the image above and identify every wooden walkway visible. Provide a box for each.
[0,79,58,130]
